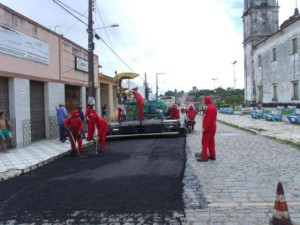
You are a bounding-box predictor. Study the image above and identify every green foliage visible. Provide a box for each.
[164,87,245,108]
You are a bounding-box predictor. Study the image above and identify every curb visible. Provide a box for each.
[0,140,95,182]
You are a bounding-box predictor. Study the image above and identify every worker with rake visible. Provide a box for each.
[64,110,83,156]
[94,113,108,155]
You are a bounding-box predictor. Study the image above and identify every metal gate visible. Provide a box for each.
[65,85,80,113]
[0,77,12,147]
[30,81,45,142]
[0,77,9,118]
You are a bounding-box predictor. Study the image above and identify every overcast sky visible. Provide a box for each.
[0,0,298,94]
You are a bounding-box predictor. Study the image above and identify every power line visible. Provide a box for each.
[52,0,88,26]
[54,0,88,19]
[99,37,135,72]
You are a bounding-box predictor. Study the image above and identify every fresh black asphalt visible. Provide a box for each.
[0,137,186,224]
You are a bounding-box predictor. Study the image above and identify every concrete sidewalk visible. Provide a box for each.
[217,113,300,145]
[0,138,95,181]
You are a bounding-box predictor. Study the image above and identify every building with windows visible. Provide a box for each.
[0,4,102,148]
[243,0,300,106]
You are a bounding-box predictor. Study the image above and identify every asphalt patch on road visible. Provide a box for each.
[0,137,186,223]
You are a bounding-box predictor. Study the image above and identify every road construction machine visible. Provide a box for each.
[106,73,185,138]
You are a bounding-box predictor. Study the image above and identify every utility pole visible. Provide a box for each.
[156,73,165,100]
[232,61,237,96]
[87,0,95,105]
[212,78,218,91]
[144,72,149,100]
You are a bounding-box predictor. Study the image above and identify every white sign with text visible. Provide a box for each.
[0,24,49,65]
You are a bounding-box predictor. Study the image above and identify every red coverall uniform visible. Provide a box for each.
[85,105,96,141]
[64,110,83,154]
[186,105,197,130]
[201,96,217,160]
[118,107,125,121]
[94,114,108,152]
[132,91,145,120]
[186,106,197,120]
[181,107,185,114]
[170,104,180,119]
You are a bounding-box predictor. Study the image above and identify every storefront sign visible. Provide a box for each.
[75,56,88,73]
[0,24,49,65]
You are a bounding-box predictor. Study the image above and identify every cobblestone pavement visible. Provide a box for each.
[183,114,300,225]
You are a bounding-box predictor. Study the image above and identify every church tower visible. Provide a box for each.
[242,0,279,104]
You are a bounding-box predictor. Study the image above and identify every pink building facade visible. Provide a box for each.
[0,4,100,148]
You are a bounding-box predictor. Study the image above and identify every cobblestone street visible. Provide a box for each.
[183,114,300,224]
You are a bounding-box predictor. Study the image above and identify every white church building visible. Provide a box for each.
[243,0,300,107]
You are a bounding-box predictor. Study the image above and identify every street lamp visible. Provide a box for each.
[94,23,119,30]
[232,61,237,95]
[156,73,165,100]
[212,78,218,91]
[87,1,119,105]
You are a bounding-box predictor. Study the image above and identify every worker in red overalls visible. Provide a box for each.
[94,113,108,154]
[186,105,198,130]
[64,110,83,155]
[197,96,217,162]
[180,106,185,114]
[118,106,125,121]
[132,89,145,120]
[85,104,96,141]
[186,105,197,120]
[170,104,180,119]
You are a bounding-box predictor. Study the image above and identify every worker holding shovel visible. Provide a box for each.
[94,113,108,155]
[64,110,83,156]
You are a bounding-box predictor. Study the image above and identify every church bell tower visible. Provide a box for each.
[242,0,279,104]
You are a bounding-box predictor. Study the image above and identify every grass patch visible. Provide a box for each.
[264,136,300,150]
[217,119,258,135]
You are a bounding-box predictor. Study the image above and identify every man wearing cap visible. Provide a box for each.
[85,104,96,141]
[131,89,145,120]
[64,110,83,155]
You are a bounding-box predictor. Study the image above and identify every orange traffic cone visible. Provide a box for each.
[269,182,293,225]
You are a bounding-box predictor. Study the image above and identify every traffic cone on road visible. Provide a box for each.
[269,182,293,225]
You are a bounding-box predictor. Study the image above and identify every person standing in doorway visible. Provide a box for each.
[85,104,96,141]
[102,104,107,120]
[197,96,217,162]
[56,104,67,143]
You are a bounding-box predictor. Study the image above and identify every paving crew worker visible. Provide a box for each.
[170,104,180,119]
[85,104,96,141]
[64,110,83,155]
[181,106,185,114]
[186,105,197,121]
[131,89,145,120]
[186,105,198,130]
[197,96,217,162]
[94,113,108,154]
